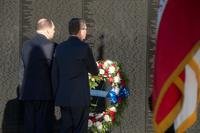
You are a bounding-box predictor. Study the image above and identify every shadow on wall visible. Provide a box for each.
[2,86,24,133]
[1,86,61,133]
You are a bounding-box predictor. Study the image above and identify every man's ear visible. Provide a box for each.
[46,29,50,38]
[46,29,50,34]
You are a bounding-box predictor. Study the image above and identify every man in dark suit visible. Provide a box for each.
[20,18,56,133]
[52,18,99,133]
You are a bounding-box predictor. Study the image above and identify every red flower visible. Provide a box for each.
[89,116,96,123]
[108,77,113,83]
[108,111,116,122]
[105,69,109,74]
[98,63,103,68]
[112,64,116,67]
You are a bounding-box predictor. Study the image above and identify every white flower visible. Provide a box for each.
[113,75,121,83]
[112,87,120,95]
[102,63,107,69]
[104,115,112,122]
[105,60,113,65]
[103,60,113,68]
[99,69,105,75]
[95,113,104,119]
[108,66,115,74]
[109,106,117,112]
[88,73,91,79]
[95,121,103,131]
[91,78,95,81]
[88,119,93,127]
[89,113,94,117]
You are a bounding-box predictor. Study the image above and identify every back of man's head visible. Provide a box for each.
[68,18,86,35]
[36,18,53,31]
[36,18,55,40]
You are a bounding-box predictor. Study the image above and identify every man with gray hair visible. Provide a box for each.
[20,18,56,133]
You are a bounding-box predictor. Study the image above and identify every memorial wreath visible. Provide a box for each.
[88,60,130,132]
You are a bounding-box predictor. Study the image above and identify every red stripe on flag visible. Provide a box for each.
[156,84,182,123]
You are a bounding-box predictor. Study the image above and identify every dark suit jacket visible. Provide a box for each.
[20,34,56,100]
[52,36,99,107]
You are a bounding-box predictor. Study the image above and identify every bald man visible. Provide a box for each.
[20,18,56,133]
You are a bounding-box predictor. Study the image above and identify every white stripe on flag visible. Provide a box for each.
[157,0,168,28]
[174,49,200,131]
